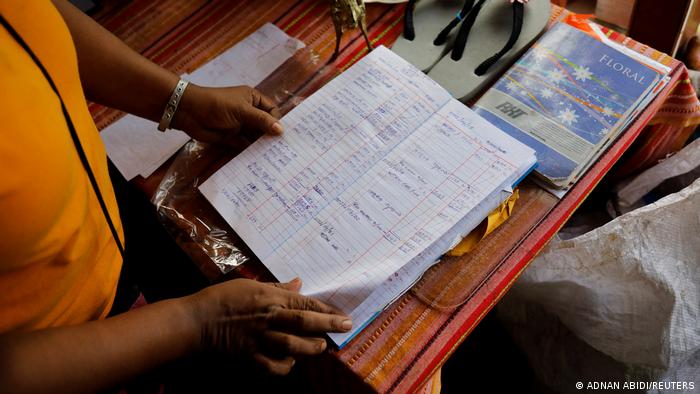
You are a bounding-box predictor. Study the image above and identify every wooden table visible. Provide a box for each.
[90,1,699,392]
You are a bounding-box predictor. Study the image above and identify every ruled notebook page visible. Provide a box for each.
[199,46,535,343]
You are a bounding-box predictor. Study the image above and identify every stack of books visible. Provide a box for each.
[474,21,670,191]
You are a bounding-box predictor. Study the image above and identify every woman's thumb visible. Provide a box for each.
[240,107,283,135]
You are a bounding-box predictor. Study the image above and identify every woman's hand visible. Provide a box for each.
[187,278,352,375]
[172,84,284,147]
[54,0,283,148]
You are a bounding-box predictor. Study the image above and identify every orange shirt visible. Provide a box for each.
[0,1,123,332]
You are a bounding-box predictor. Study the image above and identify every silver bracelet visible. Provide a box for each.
[157,79,189,131]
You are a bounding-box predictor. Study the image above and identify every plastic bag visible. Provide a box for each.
[609,137,700,217]
[499,177,700,391]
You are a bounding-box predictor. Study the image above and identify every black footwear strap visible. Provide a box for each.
[433,0,476,46]
[475,1,524,75]
[403,0,418,40]
[450,0,487,61]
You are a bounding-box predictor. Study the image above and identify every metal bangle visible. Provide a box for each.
[157,79,189,131]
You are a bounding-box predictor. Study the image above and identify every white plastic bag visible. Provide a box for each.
[499,177,700,392]
[611,138,700,216]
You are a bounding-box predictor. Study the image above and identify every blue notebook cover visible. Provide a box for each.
[474,22,663,188]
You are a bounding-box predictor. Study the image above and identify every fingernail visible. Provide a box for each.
[342,319,353,331]
[318,340,327,351]
[272,122,284,134]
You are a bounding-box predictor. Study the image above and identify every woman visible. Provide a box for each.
[0,1,351,392]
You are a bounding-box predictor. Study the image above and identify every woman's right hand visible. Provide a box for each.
[186,278,352,375]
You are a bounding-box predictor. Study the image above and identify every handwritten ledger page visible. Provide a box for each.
[199,46,536,345]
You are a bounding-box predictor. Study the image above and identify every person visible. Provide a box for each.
[0,1,352,393]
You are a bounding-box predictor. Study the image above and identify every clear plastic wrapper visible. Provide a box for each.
[152,140,248,276]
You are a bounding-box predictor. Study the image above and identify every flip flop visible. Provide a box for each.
[392,0,474,72]
[428,0,550,102]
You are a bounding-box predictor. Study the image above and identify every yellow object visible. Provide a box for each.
[417,368,442,394]
[0,1,123,332]
[447,190,519,257]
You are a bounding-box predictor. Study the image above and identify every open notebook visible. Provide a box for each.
[199,46,536,346]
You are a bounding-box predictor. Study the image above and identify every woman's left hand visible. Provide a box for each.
[172,84,283,147]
